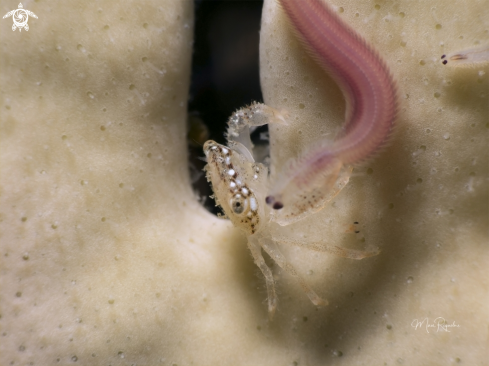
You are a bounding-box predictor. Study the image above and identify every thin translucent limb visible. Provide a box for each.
[259,237,328,307]
[247,238,277,319]
[226,102,287,154]
[276,239,380,259]
[227,102,287,138]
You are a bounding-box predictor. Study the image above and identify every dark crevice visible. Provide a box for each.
[188,0,264,214]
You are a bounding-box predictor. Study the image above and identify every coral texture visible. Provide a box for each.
[0,0,487,365]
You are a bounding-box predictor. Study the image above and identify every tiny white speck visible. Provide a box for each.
[249,197,257,211]
[241,187,249,195]
[225,156,231,164]
[253,174,258,179]
[230,181,236,188]
[227,169,235,176]
[221,148,229,155]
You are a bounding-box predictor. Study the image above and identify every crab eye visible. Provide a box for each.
[230,194,247,214]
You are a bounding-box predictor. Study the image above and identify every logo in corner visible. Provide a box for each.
[3,3,38,32]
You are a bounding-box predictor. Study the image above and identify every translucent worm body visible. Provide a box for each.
[441,45,489,67]
[204,0,396,318]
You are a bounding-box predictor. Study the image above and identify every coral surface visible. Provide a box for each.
[0,0,487,365]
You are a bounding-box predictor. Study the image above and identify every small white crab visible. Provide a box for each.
[203,103,379,319]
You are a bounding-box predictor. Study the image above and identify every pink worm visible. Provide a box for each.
[278,0,397,165]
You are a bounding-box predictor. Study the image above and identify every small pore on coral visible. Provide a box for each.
[333,350,344,357]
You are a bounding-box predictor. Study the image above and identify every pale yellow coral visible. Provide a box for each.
[0,0,487,365]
